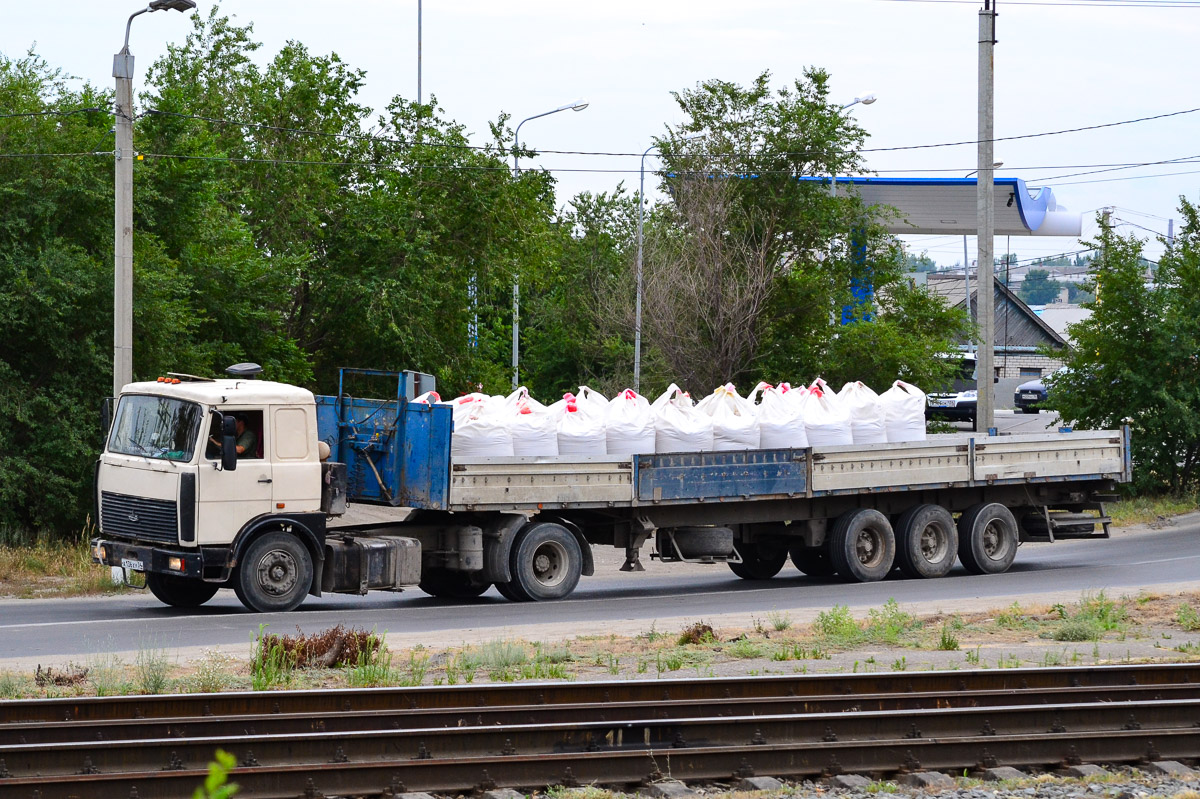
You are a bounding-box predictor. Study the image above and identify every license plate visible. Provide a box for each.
[121,557,144,572]
[929,398,953,407]
[1021,393,1039,400]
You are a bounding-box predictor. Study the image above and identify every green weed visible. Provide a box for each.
[1176,603,1200,632]
[346,635,395,688]
[193,649,236,693]
[477,638,528,681]
[135,641,172,695]
[250,624,294,690]
[938,624,960,651]
[814,604,862,645]
[725,638,765,659]
[766,610,793,631]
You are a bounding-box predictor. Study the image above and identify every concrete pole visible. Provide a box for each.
[975,3,997,434]
[417,0,422,106]
[113,50,135,397]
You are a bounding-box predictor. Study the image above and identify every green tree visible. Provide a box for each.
[1018,268,1062,305]
[1051,206,1200,493]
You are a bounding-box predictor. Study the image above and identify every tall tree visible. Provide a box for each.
[1051,206,1200,493]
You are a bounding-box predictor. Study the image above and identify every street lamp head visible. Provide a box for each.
[149,0,197,11]
[858,93,877,105]
[564,100,589,112]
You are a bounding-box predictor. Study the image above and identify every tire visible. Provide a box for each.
[145,572,220,608]
[728,541,788,580]
[788,543,837,578]
[828,509,895,582]
[494,580,527,602]
[234,531,314,613]
[893,504,959,579]
[957,503,1019,575]
[509,522,583,601]
[418,568,491,600]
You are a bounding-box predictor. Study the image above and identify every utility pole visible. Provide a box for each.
[113,50,134,397]
[112,0,195,397]
[975,0,997,434]
[417,0,422,105]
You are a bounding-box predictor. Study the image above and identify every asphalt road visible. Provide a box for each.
[2,512,1197,669]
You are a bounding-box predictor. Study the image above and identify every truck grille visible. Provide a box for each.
[101,492,178,545]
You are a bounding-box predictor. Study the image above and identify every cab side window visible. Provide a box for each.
[206,410,265,460]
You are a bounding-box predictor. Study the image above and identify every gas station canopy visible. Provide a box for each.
[826,176,1082,237]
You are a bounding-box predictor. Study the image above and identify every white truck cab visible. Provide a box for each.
[92,369,356,612]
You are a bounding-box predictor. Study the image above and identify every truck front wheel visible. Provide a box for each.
[234,531,313,613]
[728,541,788,580]
[829,509,895,582]
[146,573,220,608]
[507,522,582,601]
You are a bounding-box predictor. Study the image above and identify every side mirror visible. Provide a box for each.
[221,415,238,472]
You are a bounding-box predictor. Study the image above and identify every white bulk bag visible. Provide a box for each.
[552,392,608,456]
[701,384,761,451]
[652,384,713,453]
[605,389,656,455]
[838,381,887,445]
[505,387,559,456]
[881,380,928,442]
[411,390,441,405]
[450,393,514,457]
[757,384,809,449]
[802,379,853,447]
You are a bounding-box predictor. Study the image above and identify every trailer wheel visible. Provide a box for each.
[418,568,491,600]
[788,544,837,577]
[829,509,895,582]
[234,531,313,613]
[894,504,959,579]
[728,541,788,580]
[508,522,583,601]
[957,503,1019,575]
[146,573,220,608]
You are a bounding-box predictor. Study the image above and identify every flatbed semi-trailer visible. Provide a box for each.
[92,367,1128,612]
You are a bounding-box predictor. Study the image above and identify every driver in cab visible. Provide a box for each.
[208,414,257,458]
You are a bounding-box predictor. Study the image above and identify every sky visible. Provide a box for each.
[5,0,1199,272]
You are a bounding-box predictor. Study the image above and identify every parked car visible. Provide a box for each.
[925,388,977,424]
[1014,367,1066,413]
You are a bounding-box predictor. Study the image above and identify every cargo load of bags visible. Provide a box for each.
[443,379,926,458]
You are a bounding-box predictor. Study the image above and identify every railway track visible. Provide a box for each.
[2,664,1198,799]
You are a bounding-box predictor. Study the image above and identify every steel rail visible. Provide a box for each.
[3,682,1197,747]
[7,727,1199,799]
[4,698,1199,779]
[3,663,1197,724]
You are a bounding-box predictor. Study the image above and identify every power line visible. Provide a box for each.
[877,0,1200,7]
[0,108,106,120]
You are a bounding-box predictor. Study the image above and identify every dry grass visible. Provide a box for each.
[259,625,382,669]
[0,535,125,598]
[1109,494,1199,527]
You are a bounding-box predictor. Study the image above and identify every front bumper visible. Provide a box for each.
[925,401,976,421]
[1014,392,1047,410]
[91,538,232,582]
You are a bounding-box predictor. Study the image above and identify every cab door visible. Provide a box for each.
[195,408,273,545]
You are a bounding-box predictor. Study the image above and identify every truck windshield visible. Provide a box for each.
[107,394,203,462]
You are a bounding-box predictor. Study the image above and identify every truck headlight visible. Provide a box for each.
[92,544,106,563]
[168,557,184,572]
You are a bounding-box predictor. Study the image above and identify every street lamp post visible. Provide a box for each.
[830,93,876,197]
[510,100,588,390]
[112,0,196,397]
[633,133,701,393]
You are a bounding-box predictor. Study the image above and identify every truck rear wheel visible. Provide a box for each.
[146,573,220,608]
[894,504,958,579]
[957,503,1018,575]
[728,541,788,580]
[419,568,491,600]
[508,522,582,601]
[829,509,895,582]
[234,531,313,613]
[789,544,837,577]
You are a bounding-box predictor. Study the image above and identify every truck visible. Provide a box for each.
[92,365,1130,613]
